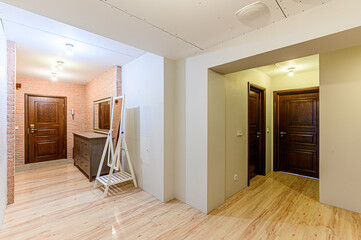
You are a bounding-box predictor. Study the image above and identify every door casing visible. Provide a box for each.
[248,83,266,185]
[25,94,67,164]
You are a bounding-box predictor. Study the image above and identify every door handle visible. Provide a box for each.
[280,132,287,137]
[257,132,261,138]
[30,124,38,134]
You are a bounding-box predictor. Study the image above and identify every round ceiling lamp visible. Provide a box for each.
[235,1,271,29]
[57,61,64,71]
[65,43,74,56]
[288,67,296,77]
[50,72,58,81]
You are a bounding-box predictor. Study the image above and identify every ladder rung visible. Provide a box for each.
[96,171,133,186]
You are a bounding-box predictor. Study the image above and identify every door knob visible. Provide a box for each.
[280,131,287,137]
[257,132,261,138]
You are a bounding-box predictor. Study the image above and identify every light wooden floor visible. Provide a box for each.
[0,165,360,240]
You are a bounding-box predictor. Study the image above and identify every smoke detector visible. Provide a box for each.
[235,1,271,29]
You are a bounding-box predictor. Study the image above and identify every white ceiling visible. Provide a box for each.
[0,0,333,60]
[0,2,145,84]
[257,54,319,77]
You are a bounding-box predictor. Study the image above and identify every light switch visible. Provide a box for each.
[236,130,243,137]
[267,128,270,133]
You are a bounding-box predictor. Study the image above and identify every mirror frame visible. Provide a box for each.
[93,97,112,134]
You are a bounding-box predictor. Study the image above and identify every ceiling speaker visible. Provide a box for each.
[235,1,271,29]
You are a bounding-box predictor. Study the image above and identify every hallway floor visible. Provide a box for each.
[0,165,360,239]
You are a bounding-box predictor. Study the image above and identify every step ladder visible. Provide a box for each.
[93,96,137,197]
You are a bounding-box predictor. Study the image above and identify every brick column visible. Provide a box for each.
[116,66,122,96]
[7,41,16,204]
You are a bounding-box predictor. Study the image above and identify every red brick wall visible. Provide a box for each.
[14,66,121,166]
[7,41,16,204]
[84,66,122,131]
[15,78,86,165]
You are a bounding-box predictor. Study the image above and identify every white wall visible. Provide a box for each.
[122,52,176,202]
[319,46,361,214]
[224,69,272,199]
[0,22,8,228]
[122,52,166,202]
[174,59,186,202]
[185,0,361,213]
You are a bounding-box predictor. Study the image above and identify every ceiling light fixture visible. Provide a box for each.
[57,61,64,70]
[51,72,58,81]
[288,67,296,77]
[65,43,74,56]
[235,1,271,29]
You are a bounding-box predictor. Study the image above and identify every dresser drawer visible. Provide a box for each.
[74,136,91,160]
[74,153,90,175]
[73,132,110,181]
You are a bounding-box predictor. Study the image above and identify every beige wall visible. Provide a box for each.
[223,67,319,200]
[272,70,319,92]
[224,69,272,199]
[174,59,187,202]
[207,70,226,211]
[319,45,361,213]
[270,69,319,170]
[164,58,175,202]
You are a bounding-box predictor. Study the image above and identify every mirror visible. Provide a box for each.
[107,96,124,170]
[93,97,112,133]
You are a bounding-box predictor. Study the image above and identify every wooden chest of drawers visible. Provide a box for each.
[73,132,110,181]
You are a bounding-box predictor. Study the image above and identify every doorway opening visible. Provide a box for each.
[248,83,266,184]
[215,54,320,201]
[25,94,67,164]
[273,87,319,178]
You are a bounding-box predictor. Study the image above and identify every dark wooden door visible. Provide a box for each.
[26,95,67,163]
[275,89,319,178]
[248,84,266,181]
[99,102,110,130]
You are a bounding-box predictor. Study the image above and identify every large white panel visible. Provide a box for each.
[122,52,165,202]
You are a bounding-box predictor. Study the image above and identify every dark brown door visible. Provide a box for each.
[248,84,266,182]
[99,102,110,130]
[26,95,67,163]
[274,88,319,178]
